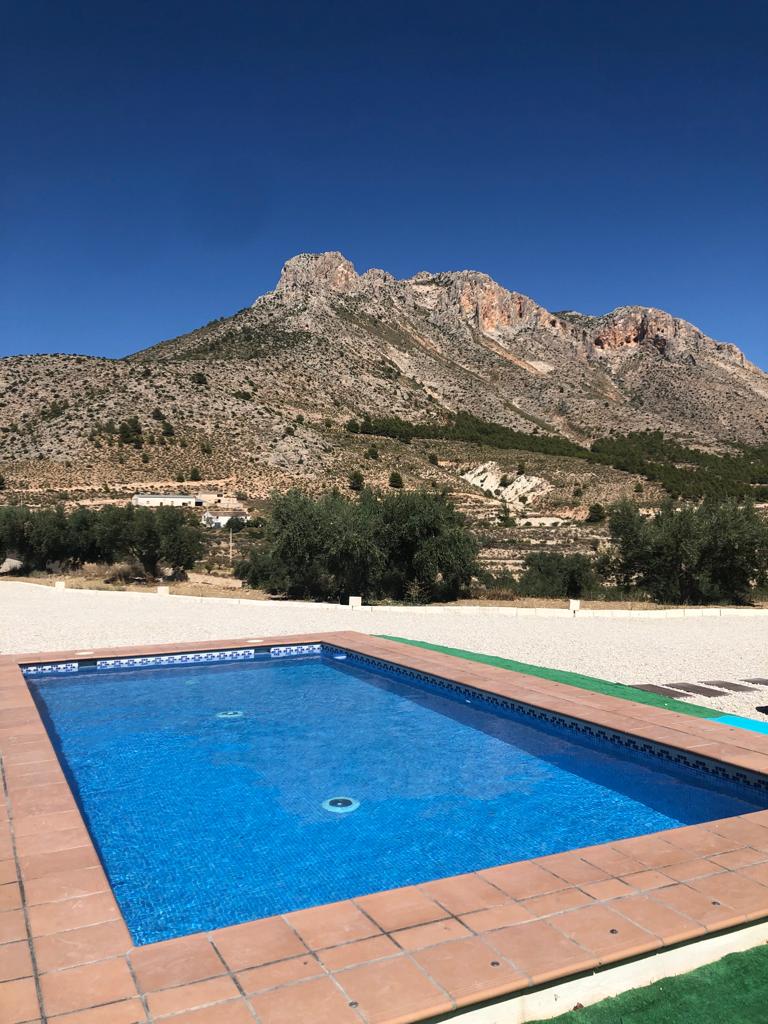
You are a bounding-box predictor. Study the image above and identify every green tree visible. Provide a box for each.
[156,508,204,577]
[608,498,768,604]
[237,488,478,602]
[93,505,134,563]
[389,471,403,489]
[586,502,606,523]
[348,470,365,491]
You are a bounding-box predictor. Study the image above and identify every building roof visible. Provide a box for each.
[132,493,194,500]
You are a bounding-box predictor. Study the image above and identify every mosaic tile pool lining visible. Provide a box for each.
[5,630,768,1024]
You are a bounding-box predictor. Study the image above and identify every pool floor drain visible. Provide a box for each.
[322,796,360,814]
[216,710,244,719]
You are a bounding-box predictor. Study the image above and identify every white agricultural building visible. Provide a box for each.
[201,511,250,529]
[131,493,201,508]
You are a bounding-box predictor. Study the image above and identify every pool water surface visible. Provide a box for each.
[28,651,768,944]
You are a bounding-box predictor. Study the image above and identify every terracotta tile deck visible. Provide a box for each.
[4,631,768,1022]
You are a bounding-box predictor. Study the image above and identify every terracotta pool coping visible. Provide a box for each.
[3,631,768,1023]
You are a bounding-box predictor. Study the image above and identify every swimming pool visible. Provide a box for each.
[27,644,768,945]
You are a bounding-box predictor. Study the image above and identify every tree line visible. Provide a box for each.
[0,504,204,577]
[2,490,767,606]
[515,498,768,605]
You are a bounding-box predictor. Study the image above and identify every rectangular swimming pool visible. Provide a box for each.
[27,645,768,945]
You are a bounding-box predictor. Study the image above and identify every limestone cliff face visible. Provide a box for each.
[264,252,755,373]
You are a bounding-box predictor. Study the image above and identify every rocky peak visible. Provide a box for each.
[271,252,360,302]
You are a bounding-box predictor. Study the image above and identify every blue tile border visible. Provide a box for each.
[22,660,79,676]
[95,648,257,671]
[270,643,323,658]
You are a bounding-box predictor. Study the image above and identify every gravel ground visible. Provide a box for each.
[2,582,767,720]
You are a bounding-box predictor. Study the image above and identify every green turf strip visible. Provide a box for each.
[378,636,720,719]
[528,944,768,1024]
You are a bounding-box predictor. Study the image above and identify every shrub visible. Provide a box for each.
[365,445,379,460]
[389,471,403,489]
[118,417,143,448]
[428,453,439,466]
[517,552,600,599]
[349,470,365,491]
[586,502,606,523]
[190,372,208,386]
[189,467,201,482]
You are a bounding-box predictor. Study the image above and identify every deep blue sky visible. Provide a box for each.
[2,1,766,365]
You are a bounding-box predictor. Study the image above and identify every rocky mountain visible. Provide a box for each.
[1,252,766,507]
[135,251,767,443]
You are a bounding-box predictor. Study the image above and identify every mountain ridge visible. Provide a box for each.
[1,251,766,507]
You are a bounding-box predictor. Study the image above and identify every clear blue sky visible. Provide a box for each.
[1,1,766,365]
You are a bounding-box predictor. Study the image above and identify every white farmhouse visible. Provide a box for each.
[131,493,201,508]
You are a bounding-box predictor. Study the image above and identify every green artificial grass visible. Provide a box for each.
[528,944,768,1024]
[378,636,720,719]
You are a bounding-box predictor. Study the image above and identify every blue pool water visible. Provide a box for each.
[29,651,768,944]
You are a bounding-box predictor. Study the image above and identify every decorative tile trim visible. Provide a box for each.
[22,660,79,676]
[270,643,323,658]
[94,649,257,671]
[22,649,258,676]
[325,645,768,799]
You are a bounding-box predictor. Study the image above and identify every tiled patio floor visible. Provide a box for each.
[4,632,768,1023]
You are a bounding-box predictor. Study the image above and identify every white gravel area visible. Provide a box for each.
[2,583,767,718]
